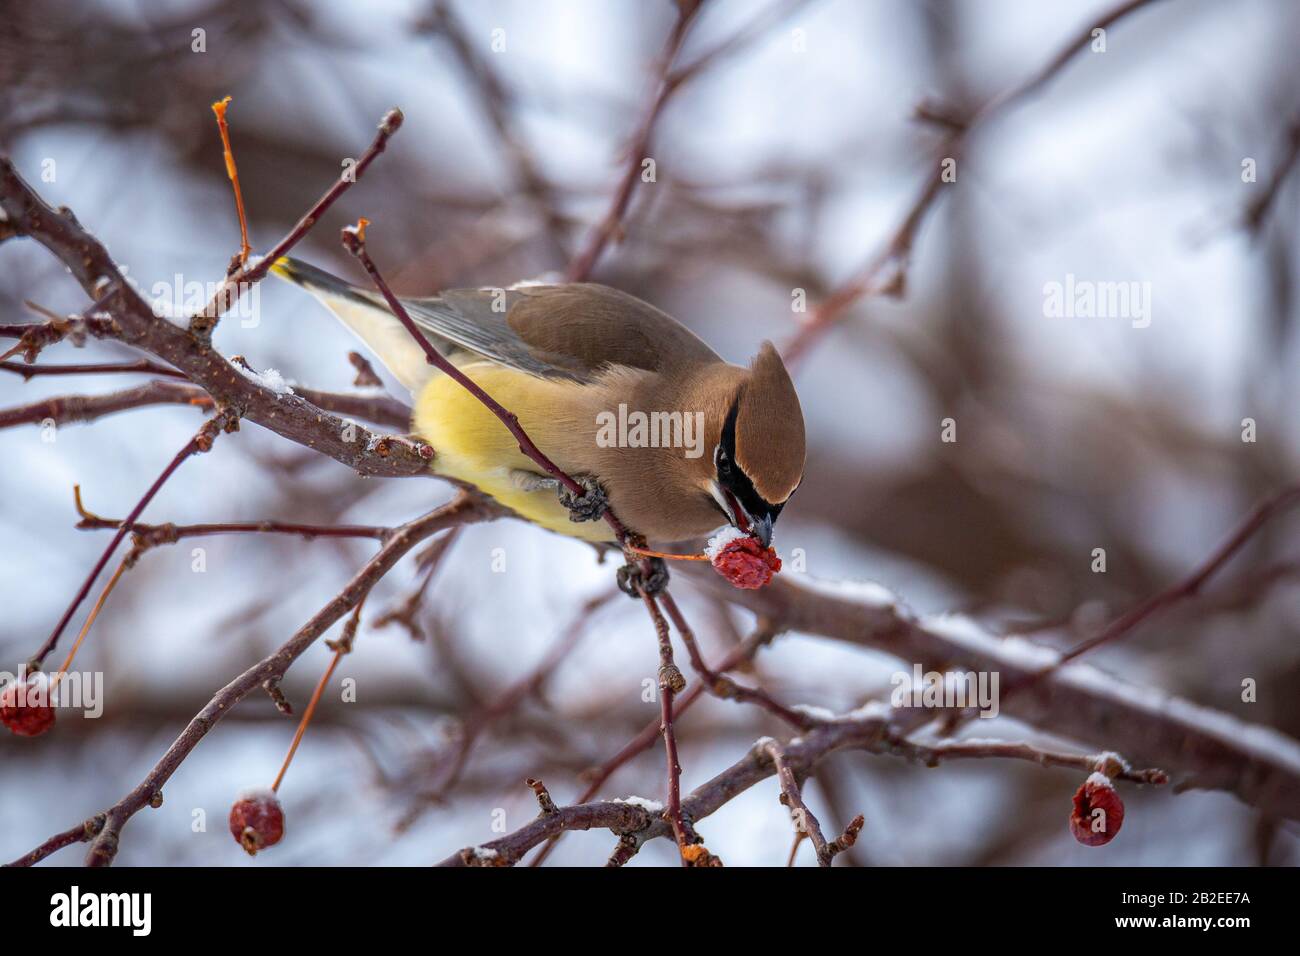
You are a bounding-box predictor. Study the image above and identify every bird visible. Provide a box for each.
[271,257,805,552]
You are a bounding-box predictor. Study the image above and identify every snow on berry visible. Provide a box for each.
[1069,772,1124,846]
[704,526,749,560]
[229,788,285,856]
[1,674,56,738]
[707,529,781,589]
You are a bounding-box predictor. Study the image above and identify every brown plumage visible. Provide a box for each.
[273,259,807,547]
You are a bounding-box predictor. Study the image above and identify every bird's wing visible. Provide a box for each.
[403,283,722,382]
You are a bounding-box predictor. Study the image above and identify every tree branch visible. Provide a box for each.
[0,155,434,479]
[189,108,405,337]
[564,0,707,281]
[711,569,1300,819]
[31,408,240,668]
[439,711,1160,866]
[0,358,186,380]
[782,0,1165,362]
[0,380,210,430]
[8,494,499,867]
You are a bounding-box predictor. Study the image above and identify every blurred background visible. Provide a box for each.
[1,0,1298,865]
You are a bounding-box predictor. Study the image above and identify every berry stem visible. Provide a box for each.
[624,543,710,562]
[211,96,252,267]
[49,555,128,690]
[271,599,363,793]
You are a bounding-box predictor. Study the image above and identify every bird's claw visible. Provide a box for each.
[559,475,608,523]
[617,557,670,599]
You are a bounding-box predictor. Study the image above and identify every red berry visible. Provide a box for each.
[1070,772,1124,846]
[710,535,782,589]
[229,788,285,855]
[1,676,56,737]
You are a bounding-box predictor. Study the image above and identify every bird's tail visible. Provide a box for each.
[270,256,435,393]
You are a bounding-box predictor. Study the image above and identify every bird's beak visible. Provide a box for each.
[709,482,773,548]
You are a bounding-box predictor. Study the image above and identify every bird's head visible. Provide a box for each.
[704,342,805,547]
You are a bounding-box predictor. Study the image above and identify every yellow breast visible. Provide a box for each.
[412,362,616,544]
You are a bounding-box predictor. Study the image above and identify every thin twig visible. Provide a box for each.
[0,381,211,430]
[442,713,1157,867]
[8,496,491,867]
[666,0,816,90]
[189,108,405,336]
[529,620,781,866]
[659,590,814,728]
[565,0,707,281]
[0,359,186,380]
[211,96,252,267]
[372,528,462,642]
[0,300,118,363]
[782,0,1164,363]
[30,408,240,669]
[888,736,1169,785]
[48,556,129,694]
[72,489,392,546]
[1243,117,1300,234]
[765,741,836,866]
[393,590,615,828]
[641,590,690,858]
[1058,484,1300,665]
[271,598,365,793]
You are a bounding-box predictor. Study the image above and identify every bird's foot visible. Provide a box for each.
[558,475,608,523]
[617,556,670,599]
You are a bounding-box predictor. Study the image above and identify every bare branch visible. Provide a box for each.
[0,359,186,380]
[529,620,782,866]
[782,0,1164,362]
[420,0,568,260]
[711,569,1300,819]
[0,381,210,430]
[765,740,840,867]
[0,157,433,479]
[1057,484,1300,666]
[31,408,240,669]
[9,494,498,867]
[72,489,393,548]
[565,0,707,281]
[1243,117,1300,234]
[189,108,405,337]
[441,712,1160,866]
[888,736,1168,785]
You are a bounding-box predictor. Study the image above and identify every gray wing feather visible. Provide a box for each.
[401,288,588,382]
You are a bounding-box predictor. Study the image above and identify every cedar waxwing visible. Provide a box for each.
[271,257,805,549]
